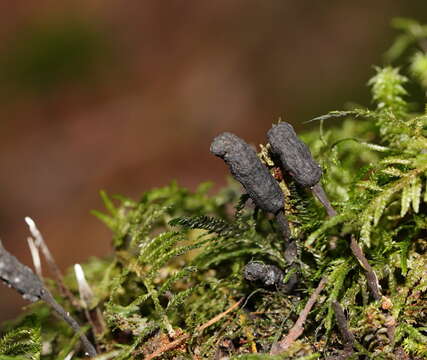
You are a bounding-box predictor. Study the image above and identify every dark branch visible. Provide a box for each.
[270,276,328,355]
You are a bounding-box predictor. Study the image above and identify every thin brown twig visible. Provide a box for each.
[144,298,243,360]
[270,276,328,355]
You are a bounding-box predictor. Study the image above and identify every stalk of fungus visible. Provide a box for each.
[267,122,337,217]
[210,132,290,240]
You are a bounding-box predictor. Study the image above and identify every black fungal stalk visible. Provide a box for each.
[267,122,337,217]
[330,300,355,360]
[211,132,291,239]
[0,240,97,358]
[311,182,337,218]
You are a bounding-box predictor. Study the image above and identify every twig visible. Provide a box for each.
[145,298,243,360]
[349,236,381,301]
[331,300,354,360]
[270,276,328,355]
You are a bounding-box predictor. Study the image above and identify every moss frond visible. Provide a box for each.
[2,17,427,360]
[0,327,41,360]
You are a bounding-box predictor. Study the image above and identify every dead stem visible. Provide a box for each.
[270,276,328,355]
[144,298,243,360]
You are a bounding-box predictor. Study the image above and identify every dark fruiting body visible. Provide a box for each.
[0,241,97,357]
[211,132,285,215]
[267,122,337,217]
[243,261,298,293]
[0,240,45,302]
[244,262,284,287]
[267,122,322,187]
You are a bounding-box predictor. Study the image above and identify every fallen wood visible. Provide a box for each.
[270,276,328,355]
[145,298,243,360]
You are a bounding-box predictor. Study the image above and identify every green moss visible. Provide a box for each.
[1,19,427,360]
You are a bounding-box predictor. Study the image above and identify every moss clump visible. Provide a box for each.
[1,18,427,359]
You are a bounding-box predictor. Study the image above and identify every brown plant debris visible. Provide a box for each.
[270,276,328,355]
[143,298,243,360]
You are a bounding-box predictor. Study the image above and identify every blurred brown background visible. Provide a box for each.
[1,1,426,322]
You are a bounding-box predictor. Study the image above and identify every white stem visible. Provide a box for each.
[27,237,42,279]
[74,264,94,308]
[64,350,75,360]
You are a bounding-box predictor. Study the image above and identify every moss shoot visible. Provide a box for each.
[1,18,427,360]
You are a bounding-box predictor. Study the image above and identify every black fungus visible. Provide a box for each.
[267,122,322,187]
[243,261,298,293]
[267,122,337,217]
[211,132,284,215]
[0,240,97,357]
[244,262,284,287]
[0,240,46,302]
